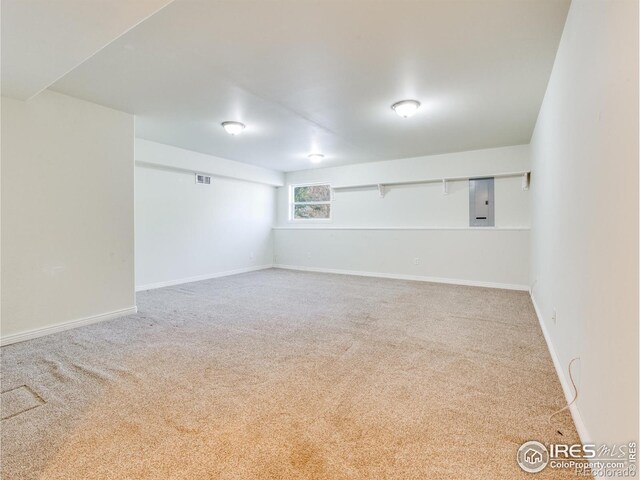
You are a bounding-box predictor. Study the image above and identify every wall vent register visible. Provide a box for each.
[195,174,211,185]
[469,177,495,227]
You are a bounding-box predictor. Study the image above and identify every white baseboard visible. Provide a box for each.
[273,264,529,291]
[529,291,591,445]
[0,306,138,347]
[135,264,273,292]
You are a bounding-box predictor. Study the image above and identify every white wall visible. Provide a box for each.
[135,138,283,187]
[135,140,278,290]
[274,229,530,289]
[1,90,135,342]
[277,144,530,227]
[274,145,531,288]
[530,0,638,447]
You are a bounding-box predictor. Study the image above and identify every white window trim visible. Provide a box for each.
[289,183,333,222]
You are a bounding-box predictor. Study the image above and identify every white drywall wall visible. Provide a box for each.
[135,138,284,187]
[530,0,638,446]
[135,140,277,289]
[277,145,530,227]
[1,90,135,342]
[274,228,530,289]
[274,145,531,288]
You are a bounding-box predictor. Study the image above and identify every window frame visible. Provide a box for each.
[289,182,333,222]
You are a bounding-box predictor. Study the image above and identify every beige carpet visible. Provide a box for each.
[1,269,582,479]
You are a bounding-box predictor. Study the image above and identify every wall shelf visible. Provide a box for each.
[332,170,530,197]
[272,226,530,231]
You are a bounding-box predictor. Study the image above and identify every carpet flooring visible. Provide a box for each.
[1,269,582,479]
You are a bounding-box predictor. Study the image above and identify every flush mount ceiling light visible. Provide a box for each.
[391,99,421,118]
[221,121,245,135]
[308,153,324,164]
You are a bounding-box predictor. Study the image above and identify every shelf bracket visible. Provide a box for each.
[377,184,386,198]
[442,179,449,195]
[521,172,530,190]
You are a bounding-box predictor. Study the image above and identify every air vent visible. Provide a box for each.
[195,174,211,185]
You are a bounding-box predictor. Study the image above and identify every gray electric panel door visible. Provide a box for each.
[469,177,495,227]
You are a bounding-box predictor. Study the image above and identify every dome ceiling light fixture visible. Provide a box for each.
[221,121,245,135]
[308,153,324,164]
[391,99,421,118]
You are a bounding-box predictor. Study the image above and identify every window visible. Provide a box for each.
[291,184,331,220]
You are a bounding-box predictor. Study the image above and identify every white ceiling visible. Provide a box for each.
[1,0,174,100]
[5,0,570,172]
